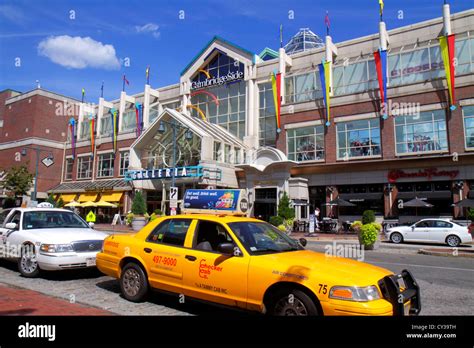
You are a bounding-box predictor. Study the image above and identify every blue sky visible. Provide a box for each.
[0,0,472,102]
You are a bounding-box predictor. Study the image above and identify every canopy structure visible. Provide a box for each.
[453,199,474,208]
[403,197,434,208]
[328,197,356,207]
[64,201,81,207]
[59,194,77,203]
[99,192,123,202]
[79,201,97,207]
[95,201,118,208]
[78,193,98,202]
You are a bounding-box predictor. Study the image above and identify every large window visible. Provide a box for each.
[77,156,92,179]
[97,153,115,178]
[213,141,222,162]
[100,113,112,136]
[121,109,136,132]
[258,82,276,147]
[333,59,378,96]
[287,125,325,162]
[395,110,448,155]
[336,119,381,159]
[463,106,474,149]
[285,71,321,103]
[119,151,129,176]
[64,158,73,181]
[79,119,91,140]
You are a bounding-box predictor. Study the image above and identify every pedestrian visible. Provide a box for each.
[314,208,320,231]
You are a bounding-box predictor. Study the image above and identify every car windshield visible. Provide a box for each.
[227,221,300,254]
[22,211,89,230]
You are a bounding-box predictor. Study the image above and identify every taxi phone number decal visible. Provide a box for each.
[153,255,177,267]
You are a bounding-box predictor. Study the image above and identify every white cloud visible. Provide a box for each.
[135,23,160,39]
[37,35,121,70]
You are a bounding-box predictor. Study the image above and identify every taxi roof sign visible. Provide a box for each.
[182,189,249,216]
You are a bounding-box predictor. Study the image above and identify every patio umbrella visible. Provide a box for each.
[329,197,356,207]
[79,201,97,207]
[95,200,117,208]
[403,197,433,208]
[64,201,81,207]
[453,199,474,208]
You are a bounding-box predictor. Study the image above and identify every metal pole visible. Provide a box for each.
[33,148,39,202]
[171,119,176,188]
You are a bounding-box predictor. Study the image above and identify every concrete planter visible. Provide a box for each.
[131,216,147,231]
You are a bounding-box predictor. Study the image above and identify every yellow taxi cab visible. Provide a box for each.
[96,214,421,316]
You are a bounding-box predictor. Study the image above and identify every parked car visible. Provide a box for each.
[385,218,473,247]
[97,214,420,316]
[0,208,108,277]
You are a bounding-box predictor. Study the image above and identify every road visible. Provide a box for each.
[0,246,472,316]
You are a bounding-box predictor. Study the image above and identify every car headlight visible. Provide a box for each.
[329,285,381,302]
[40,244,74,253]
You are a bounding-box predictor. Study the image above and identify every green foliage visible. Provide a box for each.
[131,191,146,215]
[46,194,56,206]
[359,223,379,246]
[277,224,287,232]
[362,210,376,225]
[125,213,134,226]
[468,208,474,222]
[45,194,64,208]
[351,220,363,232]
[153,209,163,216]
[277,192,295,220]
[372,222,382,232]
[1,165,33,198]
[269,215,284,227]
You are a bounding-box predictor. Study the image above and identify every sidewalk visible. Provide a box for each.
[94,223,133,233]
[0,283,112,316]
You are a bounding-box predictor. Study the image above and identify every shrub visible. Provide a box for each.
[269,215,284,227]
[372,222,382,232]
[131,191,146,215]
[351,220,363,233]
[468,208,474,222]
[277,224,287,232]
[125,213,134,226]
[153,209,163,216]
[359,223,379,246]
[277,192,295,220]
[362,210,376,225]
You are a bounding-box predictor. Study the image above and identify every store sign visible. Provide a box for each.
[191,71,244,90]
[183,189,248,214]
[388,168,459,183]
[124,166,203,181]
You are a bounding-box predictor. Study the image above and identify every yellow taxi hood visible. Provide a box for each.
[255,249,393,286]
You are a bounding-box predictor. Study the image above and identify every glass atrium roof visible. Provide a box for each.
[284,28,324,55]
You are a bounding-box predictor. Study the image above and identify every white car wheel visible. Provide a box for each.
[446,235,461,247]
[18,244,40,278]
[390,232,403,244]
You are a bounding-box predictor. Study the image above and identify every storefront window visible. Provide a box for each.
[455,38,473,75]
[64,158,73,181]
[213,141,222,162]
[258,82,276,147]
[287,125,325,162]
[121,109,136,132]
[97,153,115,178]
[336,119,381,159]
[79,119,91,140]
[77,156,92,179]
[285,71,321,103]
[333,59,377,96]
[395,110,448,155]
[119,151,129,176]
[100,113,112,136]
[462,105,474,149]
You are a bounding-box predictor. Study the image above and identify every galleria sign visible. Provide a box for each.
[388,168,459,183]
[191,71,244,90]
[125,166,202,181]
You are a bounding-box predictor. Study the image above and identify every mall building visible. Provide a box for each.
[46,5,474,223]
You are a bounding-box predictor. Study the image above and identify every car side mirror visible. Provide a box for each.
[299,238,307,247]
[217,242,236,256]
[5,222,17,230]
[411,225,415,230]
[88,222,95,229]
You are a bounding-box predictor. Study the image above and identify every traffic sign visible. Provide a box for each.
[170,187,178,208]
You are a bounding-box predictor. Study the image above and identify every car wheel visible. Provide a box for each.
[390,232,403,244]
[120,262,149,302]
[18,244,40,278]
[269,288,319,316]
[446,235,461,247]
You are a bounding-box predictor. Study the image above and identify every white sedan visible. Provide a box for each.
[386,219,473,247]
[0,207,107,277]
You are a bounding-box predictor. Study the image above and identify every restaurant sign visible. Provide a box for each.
[388,168,459,183]
[124,166,203,181]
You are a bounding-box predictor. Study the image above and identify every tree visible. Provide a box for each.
[131,191,147,215]
[1,165,33,198]
[277,192,295,220]
[46,194,64,208]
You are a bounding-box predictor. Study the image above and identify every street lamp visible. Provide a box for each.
[21,147,54,203]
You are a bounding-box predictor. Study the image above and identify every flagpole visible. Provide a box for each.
[280,24,283,48]
[100,81,104,98]
[122,75,125,92]
[326,11,329,36]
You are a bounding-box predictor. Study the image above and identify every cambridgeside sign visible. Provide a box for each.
[191,71,244,90]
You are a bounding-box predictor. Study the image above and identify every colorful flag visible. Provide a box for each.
[374,49,388,119]
[68,118,76,159]
[122,75,129,91]
[271,71,282,134]
[135,103,143,136]
[439,34,457,110]
[379,0,384,17]
[146,66,150,84]
[319,61,331,126]
[325,11,330,35]
[89,114,95,155]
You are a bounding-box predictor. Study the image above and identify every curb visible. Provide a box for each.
[418,248,474,258]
